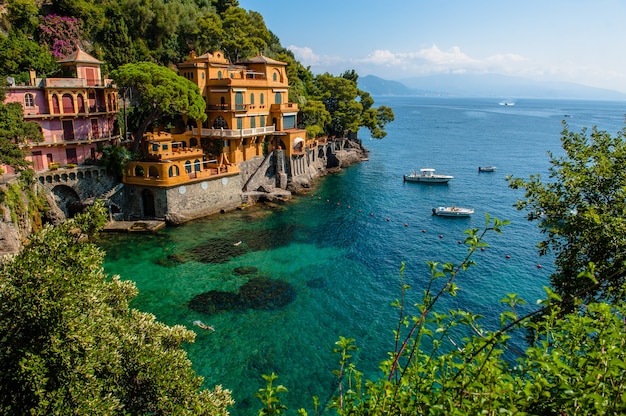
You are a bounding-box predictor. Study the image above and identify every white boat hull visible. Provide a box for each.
[404,175,453,183]
[432,206,474,217]
[404,168,454,184]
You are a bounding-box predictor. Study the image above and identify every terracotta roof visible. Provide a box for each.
[57,49,103,65]
[237,54,286,66]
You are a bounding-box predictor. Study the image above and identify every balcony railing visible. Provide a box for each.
[192,125,275,138]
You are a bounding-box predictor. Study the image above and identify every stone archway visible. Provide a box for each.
[51,184,82,218]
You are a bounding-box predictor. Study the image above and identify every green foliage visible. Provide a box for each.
[312,71,394,139]
[98,144,132,179]
[219,7,269,62]
[110,62,207,153]
[0,203,234,415]
[6,0,40,34]
[508,123,626,305]
[256,215,626,415]
[255,373,289,416]
[0,98,43,171]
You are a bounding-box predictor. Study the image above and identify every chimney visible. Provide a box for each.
[29,70,36,86]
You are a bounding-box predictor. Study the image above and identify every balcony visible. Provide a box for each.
[270,102,299,112]
[43,78,114,88]
[192,125,275,139]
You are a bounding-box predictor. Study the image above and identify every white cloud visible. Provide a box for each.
[287,44,626,93]
[287,45,343,69]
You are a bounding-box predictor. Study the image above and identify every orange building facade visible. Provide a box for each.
[123,51,308,188]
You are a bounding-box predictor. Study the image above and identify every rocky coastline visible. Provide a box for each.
[0,137,369,260]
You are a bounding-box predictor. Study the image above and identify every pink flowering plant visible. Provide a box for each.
[38,15,83,58]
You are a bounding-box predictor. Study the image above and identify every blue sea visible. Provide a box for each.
[98,96,626,415]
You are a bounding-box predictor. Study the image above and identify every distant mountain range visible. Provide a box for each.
[358,74,626,100]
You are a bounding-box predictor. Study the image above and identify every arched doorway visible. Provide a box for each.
[141,189,156,217]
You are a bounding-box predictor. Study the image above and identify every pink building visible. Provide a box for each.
[4,49,120,173]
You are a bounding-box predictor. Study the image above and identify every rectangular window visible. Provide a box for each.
[283,115,296,129]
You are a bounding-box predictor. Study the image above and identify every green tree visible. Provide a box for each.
[0,91,43,171]
[6,0,40,34]
[110,62,207,153]
[313,71,394,139]
[0,32,58,81]
[0,202,234,415]
[193,11,225,55]
[508,123,626,305]
[94,8,136,71]
[220,7,269,62]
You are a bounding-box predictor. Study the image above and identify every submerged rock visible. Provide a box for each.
[188,277,295,314]
[239,277,295,310]
[233,266,258,275]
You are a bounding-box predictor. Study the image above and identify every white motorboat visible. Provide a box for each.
[404,168,454,184]
[478,166,497,172]
[432,206,474,217]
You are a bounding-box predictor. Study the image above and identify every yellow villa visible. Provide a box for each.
[124,50,308,189]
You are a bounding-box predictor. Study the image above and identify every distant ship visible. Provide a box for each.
[499,100,515,106]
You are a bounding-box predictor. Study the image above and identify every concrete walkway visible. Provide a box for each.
[103,220,166,233]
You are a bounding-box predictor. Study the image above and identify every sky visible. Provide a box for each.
[237,0,626,94]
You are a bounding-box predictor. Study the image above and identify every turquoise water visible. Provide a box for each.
[98,97,626,415]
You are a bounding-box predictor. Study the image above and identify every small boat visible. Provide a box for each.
[404,168,454,184]
[432,206,474,217]
[499,101,515,106]
[478,166,497,172]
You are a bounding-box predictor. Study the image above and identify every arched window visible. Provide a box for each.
[134,165,145,177]
[148,166,159,178]
[260,93,264,105]
[274,92,282,104]
[237,118,242,129]
[217,71,222,79]
[194,159,201,172]
[77,94,85,113]
[273,73,277,82]
[190,137,198,147]
[52,95,60,114]
[24,93,34,108]
[213,116,228,129]
[260,116,265,127]
[169,165,180,177]
[250,93,255,105]
[184,160,192,173]
[250,116,256,128]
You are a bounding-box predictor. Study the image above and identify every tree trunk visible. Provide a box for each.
[132,107,162,155]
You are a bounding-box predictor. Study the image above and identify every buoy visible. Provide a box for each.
[480,247,485,251]
[404,223,408,227]
[505,255,511,259]
[358,209,362,212]
[537,264,542,269]
[458,240,462,244]
[347,205,350,209]
[422,229,426,233]
[370,212,374,216]
[439,234,443,238]
[337,202,341,206]
[386,217,390,221]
